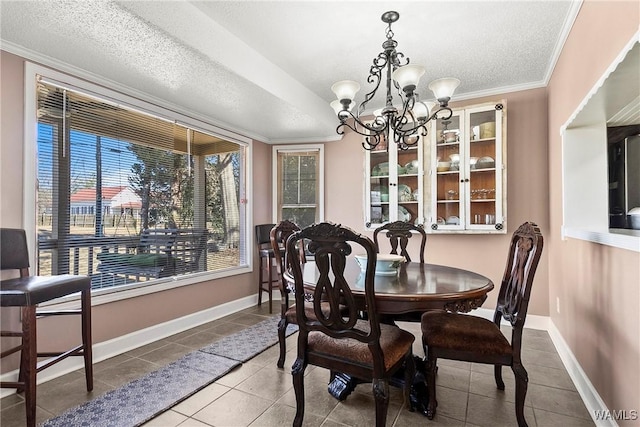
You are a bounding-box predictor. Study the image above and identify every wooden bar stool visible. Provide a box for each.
[0,228,93,427]
[255,224,278,313]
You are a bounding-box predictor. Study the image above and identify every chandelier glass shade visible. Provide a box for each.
[331,11,460,150]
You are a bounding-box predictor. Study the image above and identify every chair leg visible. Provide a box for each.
[22,306,37,427]
[512,363,529,427]
[257,255,264,307]
[292,357,306,427]
[425,348,438,420]
[276,316,288,369]
[494,364,505,390]
[372,378,390,427]
[403,353,416,410]
[267,255,273,314]
[81,290,93,391]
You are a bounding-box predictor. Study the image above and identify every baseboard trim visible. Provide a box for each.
[0,294,258,399]
[547,322,617,427]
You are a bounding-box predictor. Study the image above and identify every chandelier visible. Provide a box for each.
[330,11,460,150]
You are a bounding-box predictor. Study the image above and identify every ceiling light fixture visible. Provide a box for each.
[330,11,460,150]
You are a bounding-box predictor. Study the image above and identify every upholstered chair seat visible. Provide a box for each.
[422,311,512,360]
[308,320,415,371]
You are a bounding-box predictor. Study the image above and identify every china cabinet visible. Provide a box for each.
[364,131,424,229]
[426,101,506,233]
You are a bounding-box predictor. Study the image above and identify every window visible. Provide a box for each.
[272,145,324,228]
[29,65,251,296]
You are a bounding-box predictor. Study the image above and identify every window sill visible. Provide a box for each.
[562,226,640,252]
[39,265,251,310]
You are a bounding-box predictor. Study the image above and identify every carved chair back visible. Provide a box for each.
[493,222,544,350]
[270,220,304,301]
[373,220,427,263]
[287,222,387,373]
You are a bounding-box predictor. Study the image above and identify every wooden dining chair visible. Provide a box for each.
[255,223,277,313]
[420,222,543,427]
[269,220,304,368]
[373,220,427,263]
[287,222,416,427]
[0,228,94,427]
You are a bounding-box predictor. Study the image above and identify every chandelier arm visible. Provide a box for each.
[358,55,387,116]
[337,110,388,137]
[429,106,454,122]
[393,123,428,149]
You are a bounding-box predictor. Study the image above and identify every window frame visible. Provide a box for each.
[271,144,324,226]
[24,62,254,307]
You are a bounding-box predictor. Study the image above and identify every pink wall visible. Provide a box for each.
[546,0,640,418]
[325,88,550,315]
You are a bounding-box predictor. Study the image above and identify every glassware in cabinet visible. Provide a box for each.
[427,101,506,233]
[467,104,504,231]
[432,112,465,230]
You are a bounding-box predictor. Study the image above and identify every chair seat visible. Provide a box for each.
[0,275,92,306]
[308,319,415,371]
[421,311,512,357]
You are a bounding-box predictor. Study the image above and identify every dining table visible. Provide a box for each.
[285,257,495,414]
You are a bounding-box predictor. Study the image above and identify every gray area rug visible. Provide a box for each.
[41,315,297,427]
[201,315,297,362]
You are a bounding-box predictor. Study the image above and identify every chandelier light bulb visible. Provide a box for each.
[392,65,426,93]
[428,78,461,105]
[331,100,354,115]
[411,100,432,121]
[331,80,361,103]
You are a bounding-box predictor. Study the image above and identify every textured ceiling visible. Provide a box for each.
[1,0,580,143]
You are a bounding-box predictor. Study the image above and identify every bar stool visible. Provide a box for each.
[255,223,278,313]
[0,228,93,427]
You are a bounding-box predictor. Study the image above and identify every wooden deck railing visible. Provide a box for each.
[37,231,207,290]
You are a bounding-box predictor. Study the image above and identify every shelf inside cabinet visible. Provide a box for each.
[470,137,495,144]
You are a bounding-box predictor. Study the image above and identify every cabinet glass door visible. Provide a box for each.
[467,106,503,229]
[366,131,423,228]
[434,113,465,229]
[368,142,391,226]
[396,145,421,226]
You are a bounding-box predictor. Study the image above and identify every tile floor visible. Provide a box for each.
[1,304,595,426]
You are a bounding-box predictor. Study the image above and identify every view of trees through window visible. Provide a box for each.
[276,149,320,228]
[36,81,246,289]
